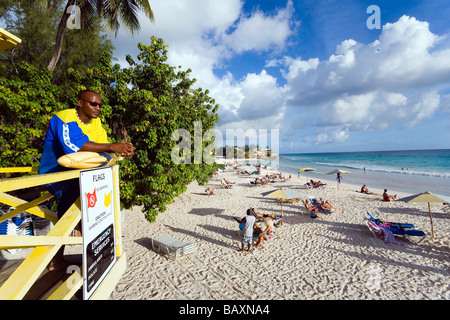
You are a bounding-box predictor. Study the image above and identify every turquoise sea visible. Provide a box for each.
[278,149,450,197]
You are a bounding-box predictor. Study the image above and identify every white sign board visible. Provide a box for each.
[80,166,116,300]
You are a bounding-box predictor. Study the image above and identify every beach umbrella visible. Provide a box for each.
[298,168,316,182]
[326,169,350,189]
[298,168,316,172]
[262,188,304,215]
[325,169,351,175]
[398,191,449,239]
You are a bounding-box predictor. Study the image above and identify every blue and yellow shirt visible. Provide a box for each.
[38,109,108,174]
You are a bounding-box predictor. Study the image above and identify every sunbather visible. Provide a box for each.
[205,188,216,196]
[307,179,324,187]
[314,198,339,212]
[249,207,281,220]
[255,218,275,249]
[382,189,397,201]
[223,178,235,184]
[304,199,318,218]
[361,185,378,195]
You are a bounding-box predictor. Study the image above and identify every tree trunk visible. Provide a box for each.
[47,0,73,73]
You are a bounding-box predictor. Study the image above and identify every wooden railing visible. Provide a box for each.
[0,165,126,300]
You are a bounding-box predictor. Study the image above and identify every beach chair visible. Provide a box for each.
[310,198,336,214]
[151,235,196,260]
[221,179,233,189]
[306,180,326,189]
[363,212,426,243]
[247,178,263,187]
[301,200,318,218]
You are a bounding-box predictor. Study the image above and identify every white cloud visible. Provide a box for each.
[110,4,450,151]
[110,0,296,136]
[303,126,350,145]
[222,0,295,53]
[282,15,450,146]
[406,91,441,128]
[215,70,288,133]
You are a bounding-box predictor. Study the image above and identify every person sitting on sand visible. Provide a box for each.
[205,188,216,196]
[255,218,275,249]
[361,185,378,195]
[383,189,397,201]
[304,199,318,218]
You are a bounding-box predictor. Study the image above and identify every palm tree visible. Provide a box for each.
[47,0,154,72]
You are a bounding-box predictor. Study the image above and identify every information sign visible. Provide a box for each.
[80,166,116,299]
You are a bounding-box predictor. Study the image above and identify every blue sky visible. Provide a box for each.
[110,0,450,154]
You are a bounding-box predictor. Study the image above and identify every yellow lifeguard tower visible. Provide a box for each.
[0,27,22,51]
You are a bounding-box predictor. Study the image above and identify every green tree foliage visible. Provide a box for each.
[0,36,221,222]
[0,0,115,81]
[104,37,220,222]
[0,63,67,166]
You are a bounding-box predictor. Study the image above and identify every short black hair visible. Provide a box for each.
[78,89,100,100]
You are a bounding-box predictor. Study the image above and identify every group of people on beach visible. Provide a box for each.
[234,208,278,252]
[235,194,340,251]
[360,185,397,201]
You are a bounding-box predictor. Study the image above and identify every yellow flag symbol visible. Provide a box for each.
[104,192,111,207]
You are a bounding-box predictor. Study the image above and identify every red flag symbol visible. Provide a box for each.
[86,189,97,208]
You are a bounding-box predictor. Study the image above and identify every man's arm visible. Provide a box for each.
[80,141,135,156]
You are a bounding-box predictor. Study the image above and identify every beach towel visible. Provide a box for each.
[368,222,401,245]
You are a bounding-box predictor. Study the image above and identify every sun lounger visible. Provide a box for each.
[309,198,336,214]
[306,180,326,189]
[301,200,318,218]
[364,212,426,243]
[151,235,196,260]
[221,179,233,188]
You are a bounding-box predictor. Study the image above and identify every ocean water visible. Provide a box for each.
[278,149,450,197]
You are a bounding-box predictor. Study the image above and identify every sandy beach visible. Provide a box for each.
[110,166,450,300]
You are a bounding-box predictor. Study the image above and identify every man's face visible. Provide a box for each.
[77,92,102,120]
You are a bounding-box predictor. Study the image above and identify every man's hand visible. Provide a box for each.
[111,141,135,156]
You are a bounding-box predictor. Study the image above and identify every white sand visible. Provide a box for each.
[111,169,450,300]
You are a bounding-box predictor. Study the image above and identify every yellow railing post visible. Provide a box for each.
[0,199,81,300]
[0,164,126,300]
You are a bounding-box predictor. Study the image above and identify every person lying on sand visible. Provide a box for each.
[205,188,216,196]
[383,189,397,201]
[360,185,379,195]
